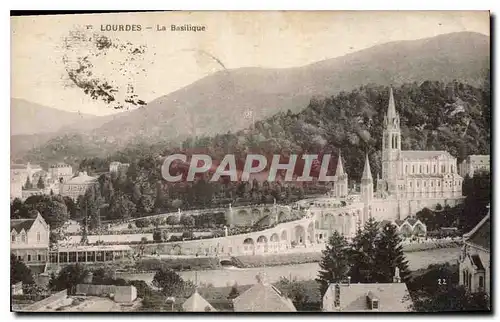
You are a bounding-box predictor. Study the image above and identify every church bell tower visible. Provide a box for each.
[382,87,401,194]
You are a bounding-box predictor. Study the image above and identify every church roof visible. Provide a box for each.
[401,151,453,160]
[387,87,397,119]
[464,210,490,251]
[362,154,372,180]
[182,290,216,312]
[335,150,346,176]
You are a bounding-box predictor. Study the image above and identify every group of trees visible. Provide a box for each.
[11,254,34,286]
[316,218,410,296]
[10,195,74,230]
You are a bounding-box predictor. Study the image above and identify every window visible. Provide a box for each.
[479,276,484,289]
[37,232,41,242]
[420,165,423,173]
[38,254,42,261]
[409,182,412,188]
[405,165,408,174]
[27,255,31,262]
[372,300,379,310]
[441,165,446,173]
[412,165,415,173]
[11,234,15,242]
[21,233,26,243]
[434,165,437,173]
[424,181,426,187]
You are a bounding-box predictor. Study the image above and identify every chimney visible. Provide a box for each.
[347,276,351,286]
[393,267,401,283]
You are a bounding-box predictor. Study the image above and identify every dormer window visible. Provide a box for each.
[21,233,26,243]
[11,233,16,242]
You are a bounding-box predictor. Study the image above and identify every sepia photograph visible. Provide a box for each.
[9,10,491,313]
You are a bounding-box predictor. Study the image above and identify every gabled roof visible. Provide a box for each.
[182,290,216,312]
[401,151,453,160]
[11,218,36,234]
[464,211,490,251]
[233,279,296,312]
[470,254,485,271]
[324,283,412,312]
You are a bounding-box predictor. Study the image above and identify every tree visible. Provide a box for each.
[411,285,489,312]
[108,193,136,221]
[227,282,240,300]
[374,223,410,283]
[63,196,78,220]
[180,214,195,227]
[11,254,34,285]
[349,217,380,283]
[152,268,188,297]
[316,231,351,296]
[275,277,309,309]
[24,176,33,189]
[49,264,89,294]
[166,215,180,226]
[36,176,45,189]
[153,229,163,242]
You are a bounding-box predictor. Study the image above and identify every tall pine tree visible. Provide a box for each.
[374,222,410,283]
[316,231,351,296]
[349,217,380,283]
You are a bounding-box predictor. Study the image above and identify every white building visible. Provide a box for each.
[109,161,130,174]
[60,171,98,200]
[459,208,490,296]
[49,163,73,183]
[459,155,490,178]
[11,212,50,268]
[322,269,412,312]
[307,88,464,239]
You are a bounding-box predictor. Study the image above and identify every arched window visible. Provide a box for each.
[433,165,437,173]
[420,165,423,173]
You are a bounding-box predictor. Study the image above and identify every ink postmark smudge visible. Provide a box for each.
[61,27,147,110]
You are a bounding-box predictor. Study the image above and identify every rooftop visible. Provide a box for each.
[464,210,490,251]
[182,290,216,312]
[401,151,453,160]
[11,218,36,233]
[232,273,296,312]
[324,282,412,312]
[55,244,132,252]
[64,172,98,185]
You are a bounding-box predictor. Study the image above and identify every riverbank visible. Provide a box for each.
[117,247,461,288]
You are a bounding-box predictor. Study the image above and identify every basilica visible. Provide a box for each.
[311,88,464,238]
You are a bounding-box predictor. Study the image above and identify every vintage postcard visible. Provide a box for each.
[10,11,491,313]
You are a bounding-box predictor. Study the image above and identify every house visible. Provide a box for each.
[322,269,413,312]
[11,212,50,270]
[459,155,490,178]
[60,171,98,200]
[232,273,296,312]
[182,290,216,312]
[459,207,490,296]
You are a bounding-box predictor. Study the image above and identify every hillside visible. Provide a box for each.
[16,31,489,164]
[10,98,98,136]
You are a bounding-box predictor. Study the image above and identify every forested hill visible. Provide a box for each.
[78,80,490,183]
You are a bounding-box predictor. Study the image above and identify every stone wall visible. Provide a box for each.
[75,284,137,303]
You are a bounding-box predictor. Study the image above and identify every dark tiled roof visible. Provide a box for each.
[470,255,485,271]
[466,214,490,251]
[11,218,35,233]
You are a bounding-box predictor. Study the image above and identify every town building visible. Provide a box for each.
[459,207,490,296]
[11,162,43,200]
[109,161,130,174]
[48,245,133,268]
[182,290,216,312]
[322,269,413,312]
[60,171,98,200]
[232,273,296,312]
[11,212,50,270]
[459,155,490,178]
[49,163,74,183]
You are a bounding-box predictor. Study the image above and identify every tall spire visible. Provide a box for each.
[362,153,372,181]
[387,87,397,119]
[335,150,345,176]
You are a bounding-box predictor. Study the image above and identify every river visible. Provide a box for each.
[117,247,460,287]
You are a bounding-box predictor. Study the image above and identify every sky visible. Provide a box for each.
[11,11,490,116]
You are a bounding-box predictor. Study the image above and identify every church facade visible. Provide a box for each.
[310,88,465,238]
